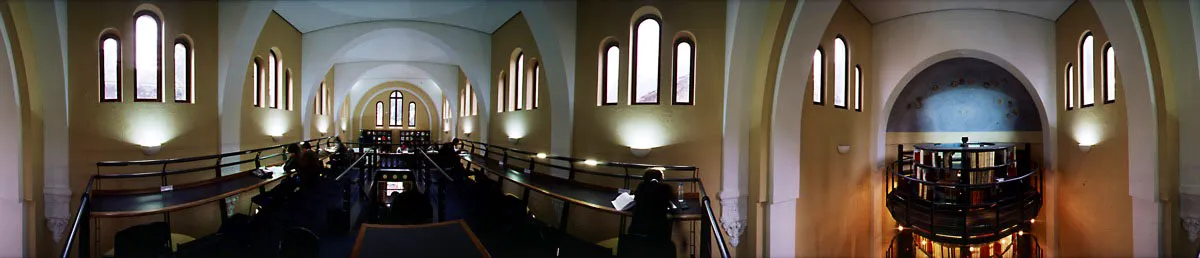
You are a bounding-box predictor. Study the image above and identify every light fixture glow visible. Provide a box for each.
[837,144,850,154]
[508,137,520,145]
[630,147,651,158]
[140,144,162,156]
[1030,218,1036,224]
[1078,143,1093,152]
[584,159,599,166]
[536,153,547,159]
[897,225,904,231]
[270,134,283,143]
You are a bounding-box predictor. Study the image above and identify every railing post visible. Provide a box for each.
[78,197,90,258]
[700,196,712,258]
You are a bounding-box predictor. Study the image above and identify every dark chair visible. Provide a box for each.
[113,222,171,258]
[278,227,319,258]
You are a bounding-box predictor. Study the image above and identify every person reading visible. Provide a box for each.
[621,169,678,258]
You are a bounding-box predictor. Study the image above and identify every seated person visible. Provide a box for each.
[283,143,323,191]
[621,169,678,258]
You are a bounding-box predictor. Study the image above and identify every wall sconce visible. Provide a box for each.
[837,144,851,154]
[535,153,548,159]
[508,137,520,145]
[630,147,651,158]
[141,144,162,156]
[1078,143,1093,153]
[583,159,599,166]
[270,135,283,143]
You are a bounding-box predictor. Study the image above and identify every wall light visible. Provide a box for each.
[1078,143,1093,153]
[536,153,548,159]
[630,147,651,158]
[140,144,162,156]
[584,159,599,166]
[837,144,851,154]
[508,137,520,145]
[270,134,283,143]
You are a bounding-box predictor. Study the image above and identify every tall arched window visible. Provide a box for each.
[375,101,384,127]
[632,16,661,104]
[389,91,402,126]
[812,47,824,105]
[268,50,278,108]
[1080,32,1094,107]
[497,73,506,113]
[460,88,466,117]
[285,70,293,110]
[854,65,862,112]
[443,99,450,132]
[100,34,121,102]
[173,38,191,103]
[1104,43,1116,103]
[673,38,694,105]
[470,83,477,115]
[833,36,848,108]
[531,62,540,109]
[253,57,263,107]
[408,102,416,127]
[316,82,324,114]
[1066,64,1075,110]
[134,12,161,101]
[514,53,524,110]
[601,43,620,105]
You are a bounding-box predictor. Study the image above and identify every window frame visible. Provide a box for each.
[1103,42,1116,104]
[316,82,324,115]
[631,15,662,105]
[1080,32,1095,108]
[855,64,862,112]
[285,70,293,110]
[268,50,279,109]
[173,38,192,103]
[514,52,524,111]
[833,35,849,109]
[601,42,620,106]
[389,91,402,126]
[253,57,263,107]
[672,37,695,105]
[497,72,506,113]
[133,11,163,102]
[1066,63,1074,110]
[532,62,540,109]
[99,33,122,102]
[375,101,384,128]
[408,101,417,127]
[812,47,825,105]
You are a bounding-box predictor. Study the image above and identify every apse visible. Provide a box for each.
[887,58,1041,134]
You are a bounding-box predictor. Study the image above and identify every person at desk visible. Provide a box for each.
[622,169,680,258]
[284,143,323,191]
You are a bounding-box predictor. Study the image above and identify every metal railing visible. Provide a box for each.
[58,137,335,258]
[455,139,731,258]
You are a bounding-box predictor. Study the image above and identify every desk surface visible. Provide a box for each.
[351,221,489,258]
[90,168,287,217]
[460,154,702,220]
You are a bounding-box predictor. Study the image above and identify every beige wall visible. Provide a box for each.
[3,1,50,255]
[490,13,551,153]
[1054,1,1133,256]
[457,67,481,141]
[795,2,873,256]
[64,1,223,253]
[308,67,336,138]
[240,11,303,150]
[351,81,438,142]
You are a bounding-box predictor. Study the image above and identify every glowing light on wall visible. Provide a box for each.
[125,109,176,147]
[1072,117,1104,147]
[263,114,291,138]
[504,115,527,139]
[615,115,669,149]
[317,116,330,134]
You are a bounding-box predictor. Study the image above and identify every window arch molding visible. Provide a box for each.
[630,13,662,105]
[599,39,621,106]
[173,36,193,103]
[672,32,696,105]
[98,30,123,102]
[132,9,163,102]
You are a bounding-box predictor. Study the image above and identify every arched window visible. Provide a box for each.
[1066,64,1074,110]
[268,50,278,108]
[673,38,695,105]
[316,82,324,114]
[1104,43,1116,103]
[498,73,506,113]
[1080,32,1094,107]
[470,84,477,115]
[100,34,121,102]
[632,16,661,104]
[322,82,328,114]
[833,36,848,108]
[443,99,450,132]
[389,91,402,126]
[812,47,824,105]
[601,43,620,105]
[855,65,862,112]
[514,52,524,110]
[285,70,293,110]
[460,87,466,117]
[173,38,191,103]
[375,101,384,127]
[134,12,161,101]
[408,102,416,127]
[531,62,540,109]
[253,57,263,107]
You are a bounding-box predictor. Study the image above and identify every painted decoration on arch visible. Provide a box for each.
[886,58,1041,132]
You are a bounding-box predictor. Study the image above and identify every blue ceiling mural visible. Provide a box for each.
[886,58,1041,132]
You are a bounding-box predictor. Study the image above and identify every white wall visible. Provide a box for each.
[0,7,24,256]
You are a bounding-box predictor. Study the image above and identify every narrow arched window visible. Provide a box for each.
[1080,32,1094,107]
[375,101,384,127]
[173,38,191,103]
[1066,64,1075,110]
[443,99,450,132]
[253,57,262,107]
[673,38,694,105]
[498,73,506,113]
[514,53,524,110]
[285,70,293,110]
[408,102,416,127]
[459,88,466,117]
[854,65,862,112]
[601,43,620,105]
[322,82,328,114]
[268,50,278,108]
[316,82,323,114]
[632,16,661,104]
[1104,43,1116,103]
[100,34,121,102]
[833,36,848,108]
[134,12,162,101]
[470,84,478,115]
[531,62,540,109]
[812,47,824,105]
[389,91,402,126]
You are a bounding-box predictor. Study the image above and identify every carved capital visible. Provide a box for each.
[719,195,747,247]
[43,190,71,243]
[1185,218,1200,242]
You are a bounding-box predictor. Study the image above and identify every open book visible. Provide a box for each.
[611,192,636,211]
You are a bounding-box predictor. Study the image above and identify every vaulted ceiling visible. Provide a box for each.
[849,0,1074,24]
[273,0,518,33]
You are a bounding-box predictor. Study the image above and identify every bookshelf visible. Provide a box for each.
[397,130,431,148]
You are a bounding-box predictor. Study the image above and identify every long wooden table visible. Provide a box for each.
[90,167,289,217]
[460,153,702,220]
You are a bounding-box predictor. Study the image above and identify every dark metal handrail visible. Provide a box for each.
[59,177,94,258]
[334,152,370,181]
[417,149,454,182]
[97,137,330,167]
[460,140,698,171]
